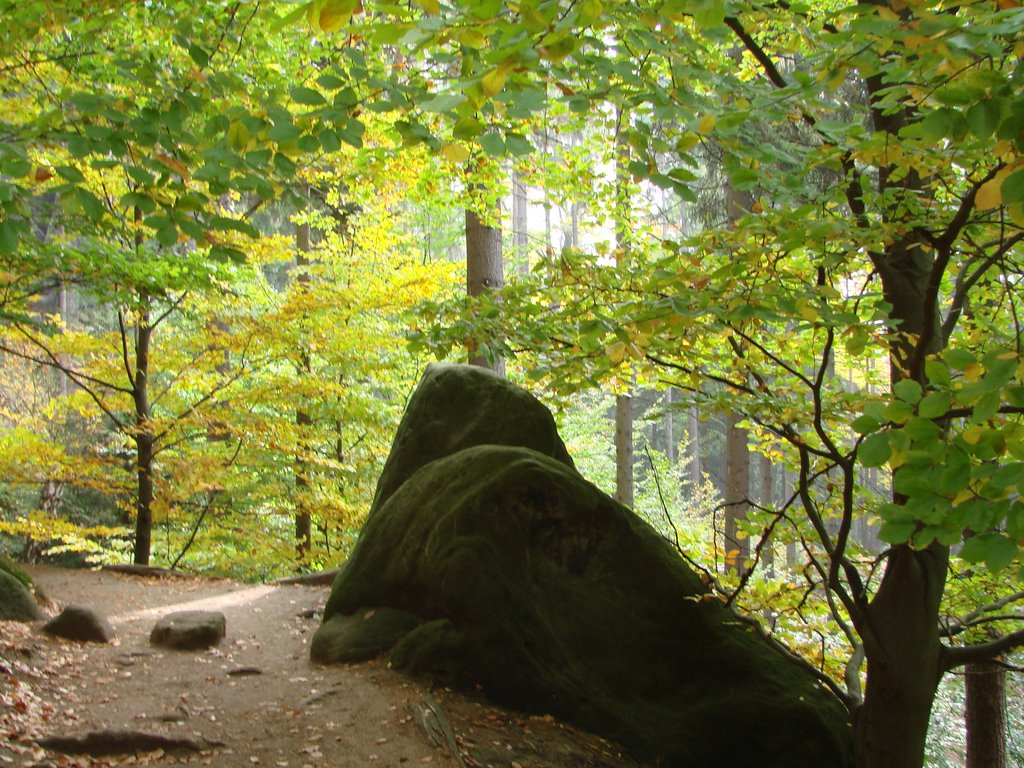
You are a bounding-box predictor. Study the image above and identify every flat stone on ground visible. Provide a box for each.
[44,605,115,643]
[150,610,225,650]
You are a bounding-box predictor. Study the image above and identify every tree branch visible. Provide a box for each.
[944,628,1024,671]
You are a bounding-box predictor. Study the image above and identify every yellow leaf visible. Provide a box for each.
[308,0,360,33]
[796,297,817,323]
[441,142,470,164]
[962,425,985,445]
[155,153,189,180]
[676,132,699,153]
[415,0,441,13]
[480,68,508,98]
[227,121,249,151]
[606,341,627,365]
[698,114,717,135]
[964,362,983,382]
[976,171,1008,211]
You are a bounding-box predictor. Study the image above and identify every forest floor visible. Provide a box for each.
[1,565,649,768]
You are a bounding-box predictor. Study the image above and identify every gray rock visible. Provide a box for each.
[44,605,115,643]
[150,611,225,650]
[313,364,852,767]
[0,569,42,622]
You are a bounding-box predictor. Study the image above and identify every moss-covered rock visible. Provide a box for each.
[0,568,43,621]
[310,606,422,664]
[314,365,852,767]
[368,363,574,512]
[0,554,32,588]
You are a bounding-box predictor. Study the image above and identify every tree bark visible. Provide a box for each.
[465,204,505,377]
[723,409,749,574]
[853,226,951,768]
[614,393,634,507]
[664,389,676,466]
[759,451,774,571]
[511,168,529,274]
[132,304,154,566]
[294,211,313,562]
[965,660,1007,768]
[688,406,701,486]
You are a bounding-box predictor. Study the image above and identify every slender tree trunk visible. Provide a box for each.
[512,168,529,274]
[965,660,1007,768]
[723,409,749,574]
[614,393,634,507]
[722,181,751,575]
[294,211,313,562]
[664,389,676,466]
[688,406,701,486]
[612,109,635,507]
[759,452,774,571]
[132,303,154,566]
[465,202,505,377]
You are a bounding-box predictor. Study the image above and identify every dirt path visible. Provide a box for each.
[1,566,646,768]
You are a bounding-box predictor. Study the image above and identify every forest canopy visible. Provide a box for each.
[2,1,1023,766]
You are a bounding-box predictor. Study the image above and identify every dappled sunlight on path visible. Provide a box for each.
[109,584,276,624]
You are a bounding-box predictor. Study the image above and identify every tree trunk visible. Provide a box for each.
[759,451,774,571]
[688,406,701,486]
[965,660,1007,768]
[723,409,749,574]
[132,306,154,566]
[852,217,951,767]
[854,544,947,768]
[511,168,529,274]
[465,204,505,377]
[294,211,313,562]
[664,389,676,466]
[614,394,634,507]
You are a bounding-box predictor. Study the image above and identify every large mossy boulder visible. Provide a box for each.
[368,363,575,512]
[314,365,852,767]
[0,568,43,622]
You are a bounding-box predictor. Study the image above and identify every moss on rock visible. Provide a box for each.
[0,568,43,621]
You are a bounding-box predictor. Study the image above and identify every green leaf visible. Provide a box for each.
[852,415,880,435]
[479,132,505,156]
[420,93,466,113]
[692,0,726,29]
[1001,169,1024,205]
[878,520,917,545]
[56,165,85,183]
[966,99,1002,140]
[944,348,975,370]
[291,86,326,106]
[938,459,970,496]
[883,399,914,424]
[188,44,209,68]
[893,378,922,404]
[504,133,534,156]
[925,358,952,387]
[918,391,951,419]
[859,432,892,467]
[960,533,1018,571]
[76,188,106,219]
[0,219,19,254]
[316,72,347,90]
[452,117,485,140]
[156,222,179,247]
[268,122,301,142]
[973,389,1002,422]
